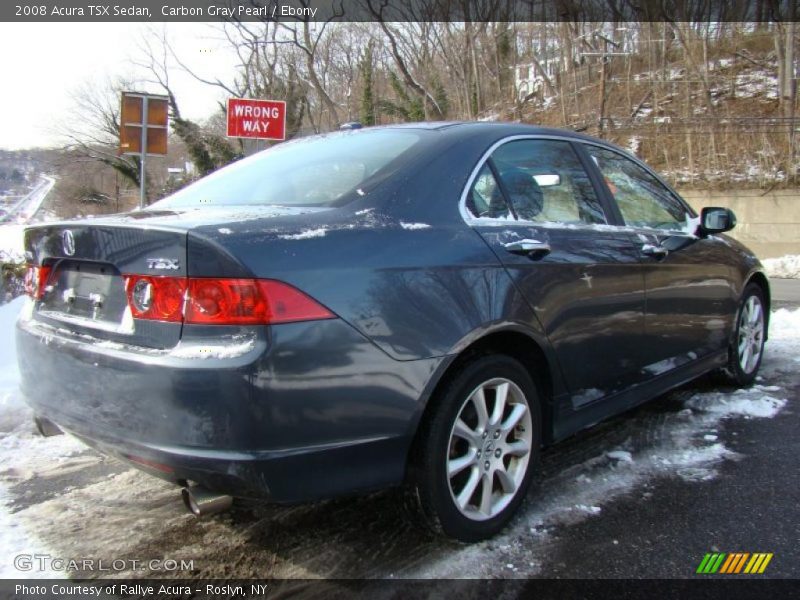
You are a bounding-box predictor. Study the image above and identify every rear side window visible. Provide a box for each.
[586,146,689,230]
[153,130,422,208]
[490,139,607,225]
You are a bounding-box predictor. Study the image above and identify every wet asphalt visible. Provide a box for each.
[537,380,800,578]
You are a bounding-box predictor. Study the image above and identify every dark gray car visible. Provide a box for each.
[17,123,769,541]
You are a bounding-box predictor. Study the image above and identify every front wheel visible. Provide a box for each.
[722,283,767,386]
[406,355,541,542]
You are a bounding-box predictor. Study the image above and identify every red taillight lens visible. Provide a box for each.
[123,276,334,326]
[185,279,265,324]
[124,275,186,322]
[255,280,336,325]
[184,278,334,325]
[24,265,52,300]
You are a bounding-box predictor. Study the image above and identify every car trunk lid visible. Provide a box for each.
[25,223,188,348]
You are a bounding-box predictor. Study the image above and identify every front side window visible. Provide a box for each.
[490,139,607,225]
[586,146,689,231]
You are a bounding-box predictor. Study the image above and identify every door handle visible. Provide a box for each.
[641,243,669,258]
[503,240,552,259]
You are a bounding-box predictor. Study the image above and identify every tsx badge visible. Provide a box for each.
[146,258,180,270]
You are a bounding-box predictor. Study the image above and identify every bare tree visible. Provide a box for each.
[57,76,142,189]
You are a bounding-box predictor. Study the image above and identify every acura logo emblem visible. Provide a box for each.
[62,230,75,256]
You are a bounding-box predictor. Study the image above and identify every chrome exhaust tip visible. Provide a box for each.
[34,416,63,437]
[181,485,233,517]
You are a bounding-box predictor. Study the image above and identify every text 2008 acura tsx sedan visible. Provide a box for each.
[17,122,769,541]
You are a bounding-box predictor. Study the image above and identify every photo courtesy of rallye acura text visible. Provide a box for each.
[17,122,769,542]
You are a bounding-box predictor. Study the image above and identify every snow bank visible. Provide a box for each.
[0,224,25,263]
[0,298,76,578]
[763,254,800,279]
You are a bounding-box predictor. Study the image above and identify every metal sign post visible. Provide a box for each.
[119,92,169,209]
[139,97,149,209]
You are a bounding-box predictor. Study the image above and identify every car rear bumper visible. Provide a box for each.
[16,308,441,502]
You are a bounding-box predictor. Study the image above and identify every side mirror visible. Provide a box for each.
[700,207,736,234]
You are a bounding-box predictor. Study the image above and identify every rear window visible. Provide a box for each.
[152,130,422,209]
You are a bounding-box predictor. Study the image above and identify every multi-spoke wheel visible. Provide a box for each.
[406,355,540,542]
[447,378,533,521]
[737,295,764,375]
[722,283,767,386]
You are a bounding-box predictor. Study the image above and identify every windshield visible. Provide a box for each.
[152,129,422,209]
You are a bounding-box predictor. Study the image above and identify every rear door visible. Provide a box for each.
[465,137,649,405]
[582,144,736,372]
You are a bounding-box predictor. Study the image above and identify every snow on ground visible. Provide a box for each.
[0,224,25,263]
[0,297,81,578]
[763,254,800,279]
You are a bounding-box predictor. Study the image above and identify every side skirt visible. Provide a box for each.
[551,350,728,444]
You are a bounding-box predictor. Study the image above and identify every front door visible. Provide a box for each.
[583,144,737,374]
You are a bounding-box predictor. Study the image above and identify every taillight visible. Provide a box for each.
[125,276,186,322]
[24,265,52,300]
[122,276,334,325]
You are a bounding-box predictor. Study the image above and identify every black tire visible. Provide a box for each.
[720,283,767,387]
[406,354,541,542]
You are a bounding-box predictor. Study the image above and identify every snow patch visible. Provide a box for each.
[279,228,327,240]
[217,227,233,235]
[763,254,800,279]
[169,337,257,360]
[606,450,633,463]
[686,391,786,419]
[0,224,26,263]
[399,222,431,230]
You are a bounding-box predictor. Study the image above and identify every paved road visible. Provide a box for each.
[3,175,54,223]
[539,375,800,578]
[771,278,800,305]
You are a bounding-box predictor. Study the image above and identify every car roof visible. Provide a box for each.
[373,120,614,146]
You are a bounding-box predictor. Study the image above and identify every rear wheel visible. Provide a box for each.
[721,283,766,386]
[406,355,541,542]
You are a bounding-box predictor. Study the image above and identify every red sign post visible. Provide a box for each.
[226,98,286,140]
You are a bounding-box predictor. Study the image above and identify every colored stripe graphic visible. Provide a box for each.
[698,552,773,574]
[719,553,750,573]
[697,553,727,574]
[744,553,774,574]
[733,553,750,573]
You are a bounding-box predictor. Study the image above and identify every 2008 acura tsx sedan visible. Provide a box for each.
[17,122,769,541]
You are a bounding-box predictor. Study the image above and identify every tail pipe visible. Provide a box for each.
[34,416,63,437]
[181,485,233,517]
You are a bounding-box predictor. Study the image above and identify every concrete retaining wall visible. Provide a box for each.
[679,189,800,259]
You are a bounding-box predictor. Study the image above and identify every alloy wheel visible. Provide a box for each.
[737,294,765,374]
[446,378,533,521]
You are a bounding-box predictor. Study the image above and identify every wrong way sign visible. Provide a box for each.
[227,98,286,140]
